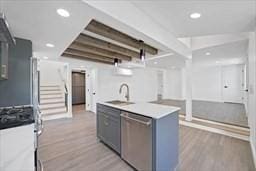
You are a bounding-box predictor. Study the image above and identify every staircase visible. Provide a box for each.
[39,85,67,120]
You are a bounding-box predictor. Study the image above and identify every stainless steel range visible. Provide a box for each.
[0,105,34,129]
[0,105,35,171]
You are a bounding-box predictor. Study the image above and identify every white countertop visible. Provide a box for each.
[98,102,180,119]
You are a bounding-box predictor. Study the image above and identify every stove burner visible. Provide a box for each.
[0,106,34,129]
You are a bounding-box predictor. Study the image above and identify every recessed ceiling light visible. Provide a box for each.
[216,61,220,64]
[154,61,158,64]
[43,56,48,59]
[57,8,70,17]
[190,13,201,19]
[80,65,85,68]
[205,52,211,56]
[46,43,54,48]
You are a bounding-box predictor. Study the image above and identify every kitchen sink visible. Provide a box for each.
[106,100,134,106]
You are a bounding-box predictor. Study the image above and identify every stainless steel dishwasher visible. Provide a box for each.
[121,112,152,171]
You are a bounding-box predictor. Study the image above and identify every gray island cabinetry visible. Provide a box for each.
[96,102,180,171]
[97,104,121,154]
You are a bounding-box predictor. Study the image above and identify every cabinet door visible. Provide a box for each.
[107,118,120,154]
[96,104,121,154]
[0,124,34,171]
[97,113,108,142]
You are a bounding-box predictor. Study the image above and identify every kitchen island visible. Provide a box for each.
[97,101,180,171]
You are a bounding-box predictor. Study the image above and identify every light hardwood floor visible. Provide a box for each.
[72,104,86,113]
[39,111,255,171]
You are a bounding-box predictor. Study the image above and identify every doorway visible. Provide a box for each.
[72,71,86,113]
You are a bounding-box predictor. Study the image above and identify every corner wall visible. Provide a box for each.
[248,31,256,167]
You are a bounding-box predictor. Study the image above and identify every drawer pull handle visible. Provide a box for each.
[121,113,151,126]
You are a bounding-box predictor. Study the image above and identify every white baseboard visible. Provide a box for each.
[161,97,185,101]
[250,136,256,168]
[180,120,249,141]
[191,98,224,103]
[179,115,249,131]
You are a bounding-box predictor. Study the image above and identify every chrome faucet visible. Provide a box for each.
[119,83,130,102]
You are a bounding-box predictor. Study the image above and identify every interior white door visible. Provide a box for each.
[91,69,98,113]
[222,65,244,103]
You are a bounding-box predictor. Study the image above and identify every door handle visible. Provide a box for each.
[37,118,43,136]
[121,113,151,126]
[224,86,228,88]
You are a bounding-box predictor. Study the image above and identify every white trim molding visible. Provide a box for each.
[180,120,249,141]
[250,136,256,168]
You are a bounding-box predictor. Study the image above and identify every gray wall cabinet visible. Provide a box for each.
[97,104,121,154]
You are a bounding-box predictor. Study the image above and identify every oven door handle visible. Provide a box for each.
[38,159,44,171]
[121,113,151,126]
[37,118,43,136]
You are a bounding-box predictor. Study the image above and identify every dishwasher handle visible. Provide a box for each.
[121,113,151,126]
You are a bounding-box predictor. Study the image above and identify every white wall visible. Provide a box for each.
[98,68,158,102]
[59,57,158,105]
[192,65,223,102]
[39,60,67,86]
[248,31,256,166]
[191,64,244,102]
[163,69,184,100]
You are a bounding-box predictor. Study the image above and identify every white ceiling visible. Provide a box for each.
[1,0,254,69]
[146,39,248,69]
[1,1,169,60]
[192,39,248,66]
[1,1,93,59]
[146,54,185,69]
[130,0,256,37]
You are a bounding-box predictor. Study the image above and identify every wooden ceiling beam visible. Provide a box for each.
[63,48,115,64]
[76,33,140,58]
[85,19,158,55]
[62,53,112,65]
[69,42,132,61]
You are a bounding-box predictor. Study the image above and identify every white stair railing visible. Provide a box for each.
[58,67,68,112]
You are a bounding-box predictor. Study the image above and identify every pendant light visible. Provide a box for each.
[139,40,145,61]
[114,58,118,67]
